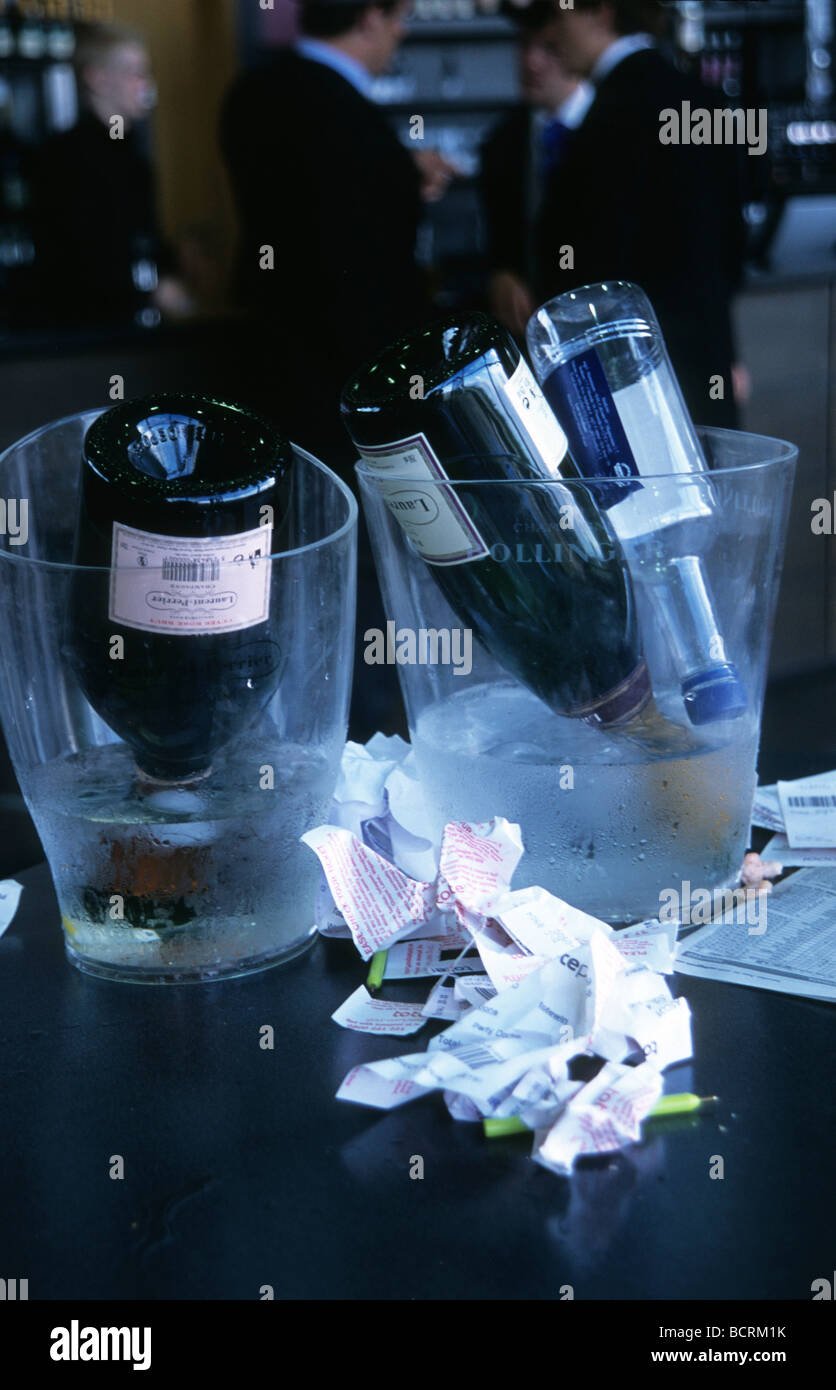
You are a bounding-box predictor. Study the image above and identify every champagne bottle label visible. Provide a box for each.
[501,356,570,474]
[358,433,490,566]
[108,520,273,635]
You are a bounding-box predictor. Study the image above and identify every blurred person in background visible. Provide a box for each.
[536,0,746,427]
[28,22,191,331]
[480,0,593,340]
[221,0,458,740]
[220,0,457,474]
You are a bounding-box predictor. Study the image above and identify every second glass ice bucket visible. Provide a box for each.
[358,429,796,925]
[0,410,357,982]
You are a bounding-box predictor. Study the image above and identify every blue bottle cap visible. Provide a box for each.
[681,664,748,725]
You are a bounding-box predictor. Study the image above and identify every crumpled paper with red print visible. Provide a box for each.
[302,738,690,1177]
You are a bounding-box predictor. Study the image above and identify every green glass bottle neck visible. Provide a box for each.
[343,314,519,412]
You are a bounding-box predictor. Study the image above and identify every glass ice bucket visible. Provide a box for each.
[0,410,357,982]
[357,428,796,925]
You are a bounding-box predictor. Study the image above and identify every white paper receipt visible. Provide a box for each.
[109,520,273,635]
[777,779,836,848]
[304,737,699,1178]
[357,433,489,566]
[332,985,427,1036]
[761,833,836,867]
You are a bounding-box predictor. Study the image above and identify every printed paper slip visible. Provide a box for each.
[602,995,691,1072]
[421,980,468,1021]
[470,919,548,991]
[338,1060,434,1109]
[613,919,678,972]
[338,932,690,1119]
[334,735,410,809]
[454,974,497,1007]
[494,884,614,955]
[317,738,696,1173]
[761,834,836,868]
[305,816,523,959]
[674,868,836,1001]
[751,769,836,839]
[383,936,479,979]
[313,735,437,938]
[332,985,427,1036]
[303,824,435,957]
[751,786,785,832]
[777,778,836,847]
[534,1061,664,1177]
[437,818,525,922]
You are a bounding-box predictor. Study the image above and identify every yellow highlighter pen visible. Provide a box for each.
[483,1094,719,1139]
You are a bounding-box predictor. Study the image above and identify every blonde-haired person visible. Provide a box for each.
[29,21,191,329]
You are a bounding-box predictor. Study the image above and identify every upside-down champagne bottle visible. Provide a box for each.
[67,393,293,784]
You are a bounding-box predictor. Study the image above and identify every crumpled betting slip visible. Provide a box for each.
[302,739,691,1178]
[752,767,836,865]
[310,734,439,937]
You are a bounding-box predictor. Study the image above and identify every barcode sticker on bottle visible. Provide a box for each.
[502,356,570,476]
[777,778,836,848]
[160,557,220,584]
[358,433,489,565]
[109,520,273,635]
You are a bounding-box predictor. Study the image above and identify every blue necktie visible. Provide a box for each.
[540,117,570,181]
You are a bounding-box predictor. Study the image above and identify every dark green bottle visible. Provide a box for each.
[341,312,652,727]
[67,394,292,782]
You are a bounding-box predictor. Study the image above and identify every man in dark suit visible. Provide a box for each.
[537,0,746,427]
[480,0,592,340]
[220,0,447,470]
[221,0,456,739]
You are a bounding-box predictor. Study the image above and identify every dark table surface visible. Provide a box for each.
[1,861,835,1302]
[2,669,836,1302]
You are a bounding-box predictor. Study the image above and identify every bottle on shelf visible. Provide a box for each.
[67,395,293,785]
[46,12,75,61]
[17,3,46,61]
[0,4,14,60]
[341,310,687,745]
[526,280,747,727]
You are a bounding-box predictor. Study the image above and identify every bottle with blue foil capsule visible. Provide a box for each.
[526,281,748,727]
